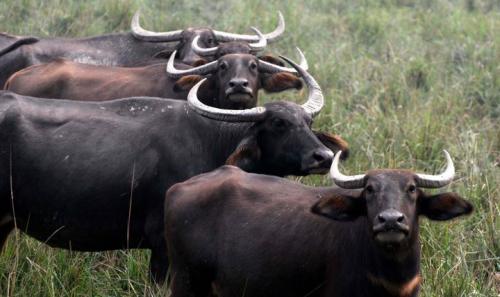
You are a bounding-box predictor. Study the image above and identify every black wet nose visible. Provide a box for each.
[229,78,249,88]
[377,209,405,224]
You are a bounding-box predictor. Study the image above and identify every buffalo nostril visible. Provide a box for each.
[378,210,405,225]
[229,79,249,88]
[313,150,330,162]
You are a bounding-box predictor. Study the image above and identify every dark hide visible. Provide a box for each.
[6,51,302,110]
[0,32,176,88]
[0,27,222,89]
[4,59,212,101]
[165,166,472,297]
[0,33,39,56]
[0,91,335,284]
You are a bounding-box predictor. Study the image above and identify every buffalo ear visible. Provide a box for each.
[192,59,208,67]
[311,194,365,221]
[225,135,261,172]
[153,49,175,59]
[261,72,303,93]
[313,130,349,159]
[173,75,204,92]
[259,55,285,66]
[419,192,473,221]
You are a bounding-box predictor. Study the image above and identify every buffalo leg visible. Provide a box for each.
[149,244,169,284]
[0,219,14,251]
[170,269,212,297]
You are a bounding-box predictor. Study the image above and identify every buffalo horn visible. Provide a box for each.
[131,10,183,42]
[213,11,285,42]
[187,78,266,122]
[415,150,455,188]
[258,48,308,73]
[192,27,267,57]
[165,50,218,78]
[329,151,366,189]
[279,55,323,117]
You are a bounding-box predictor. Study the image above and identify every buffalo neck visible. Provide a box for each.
[177,106,253,168]
[317,189,421,296]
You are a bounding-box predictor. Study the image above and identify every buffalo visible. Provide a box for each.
[165,151,473,297]
[0,11,284,87]
[0,58,347,284]
[5,29,305,109]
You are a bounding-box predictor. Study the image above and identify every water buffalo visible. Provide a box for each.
[0,11,284,88]
[0,58,347,284]
[5,29,304,109]
[165,151,473,297]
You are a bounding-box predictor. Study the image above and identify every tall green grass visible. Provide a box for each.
[0,0,498,296]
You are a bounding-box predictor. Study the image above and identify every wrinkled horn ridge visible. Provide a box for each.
[330,151,366,189]
[131,10,183,42]
[279,55,324,117]
[187,78,266,122]
[415,150,455,188]
[166,50,218,78]
[213,11,285,42]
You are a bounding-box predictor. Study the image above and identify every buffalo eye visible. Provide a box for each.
[365,185,374,194]
[219,62,228,71]
[408,184,417,194]
[249,61,258,70]
[272,118,286,130]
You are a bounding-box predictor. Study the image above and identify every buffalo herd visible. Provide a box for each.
[0,10,472,297]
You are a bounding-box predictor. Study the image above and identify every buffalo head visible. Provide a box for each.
[186,56,344,175]
[167,30,306,110]
[312,151,473,252]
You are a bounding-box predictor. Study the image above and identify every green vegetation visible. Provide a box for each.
[0,0,498,296]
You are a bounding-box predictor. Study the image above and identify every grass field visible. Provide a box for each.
[0,0,498,296]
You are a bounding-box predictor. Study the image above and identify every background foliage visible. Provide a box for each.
[0,0,498,296]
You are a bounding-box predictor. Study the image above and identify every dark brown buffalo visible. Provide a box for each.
[165,151,472,297]
[0,58,347,284]
[5,34,303,109]
[0,11,284,88]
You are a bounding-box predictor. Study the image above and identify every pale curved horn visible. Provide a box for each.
[131,10,183,42]
[330,151,366,189]
[192,26,267,57]
[187,78,266,122]
[248,27,267,52]
[192,35,219,56]
[166,50,218,78]
[279,55,324,117]
[415,150,455,188]
[258,47,308,73]
[213,11,285,42]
